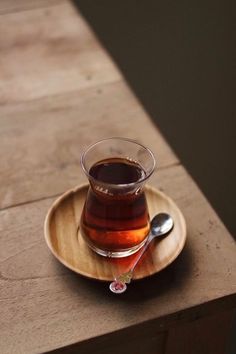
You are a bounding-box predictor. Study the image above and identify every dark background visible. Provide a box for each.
[73,0,236,239]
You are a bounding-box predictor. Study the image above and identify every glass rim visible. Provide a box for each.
[80,137,156,188]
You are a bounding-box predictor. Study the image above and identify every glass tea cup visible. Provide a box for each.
[80,137,156,258]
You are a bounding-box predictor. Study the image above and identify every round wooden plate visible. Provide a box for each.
[44,184,186,281]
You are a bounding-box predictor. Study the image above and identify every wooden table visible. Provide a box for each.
[0,1,235,353]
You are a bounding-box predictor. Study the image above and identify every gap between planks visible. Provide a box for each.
[0,0,66,16]
[0,78,123,110]
[0,162,181,213]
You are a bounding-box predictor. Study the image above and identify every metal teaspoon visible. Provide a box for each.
[109,213,174,294]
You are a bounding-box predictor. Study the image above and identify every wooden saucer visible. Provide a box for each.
[44,184,186,281]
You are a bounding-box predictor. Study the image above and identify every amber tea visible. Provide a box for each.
[80,138,155,257]
[81,158,150,255]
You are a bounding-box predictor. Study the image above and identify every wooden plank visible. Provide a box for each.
[0,1,121,105]
[0,80,178,209]
[165,309,234,354]
[0,164,235,353]
[48,328,166,354]
[0,0,65,15]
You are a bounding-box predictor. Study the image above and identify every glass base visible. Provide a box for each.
[81,231,147,258]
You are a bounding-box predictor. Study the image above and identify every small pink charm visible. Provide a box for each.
[109,281,127,294]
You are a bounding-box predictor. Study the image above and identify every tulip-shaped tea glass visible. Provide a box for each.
[80,138,156,258]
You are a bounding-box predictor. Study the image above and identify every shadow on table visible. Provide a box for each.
[62,241,193,302]
[72,0,236,238]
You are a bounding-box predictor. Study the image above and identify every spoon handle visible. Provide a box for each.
[110,233,155,292]
[129,234,154,274]
[109,213,174,293]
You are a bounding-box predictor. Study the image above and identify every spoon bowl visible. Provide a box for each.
[151,213,174,236]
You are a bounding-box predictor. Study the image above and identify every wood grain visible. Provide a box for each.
[48,327,167,354]
[165,309,234,354]
[0,0,65,15]
[44,184,186,281]
[0,164,235,353]
[47,310,234,354]
[0,80,178,210]
[0,1,121,105]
